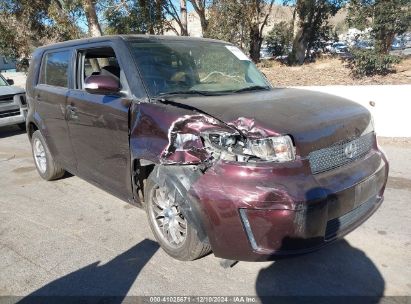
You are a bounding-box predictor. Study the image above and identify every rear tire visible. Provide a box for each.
[144,167,211,261]
[31,130,65,181]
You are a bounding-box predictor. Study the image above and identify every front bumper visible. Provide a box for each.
[0,94,27,128]
[191,143,389,261]
[0,110,27,127]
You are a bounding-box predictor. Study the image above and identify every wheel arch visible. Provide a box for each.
[145,164,210,244]
[27,121,39,139]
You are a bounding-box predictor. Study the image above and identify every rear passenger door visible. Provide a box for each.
[66,45,133,201]
[35,49,77,171]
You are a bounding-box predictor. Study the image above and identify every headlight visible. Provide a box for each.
[202,131,295,163]
[245,136,295,162]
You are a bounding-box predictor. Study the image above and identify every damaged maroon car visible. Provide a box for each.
[26,35,389,261]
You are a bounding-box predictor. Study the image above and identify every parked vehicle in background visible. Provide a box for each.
[260,47,274,60]
[26,35,388,262]
[391,39,406,51]
[0,73,27,129]
[0,55,17,72]
[354,40,374,50]
[330,42,349,55]
[324,41,335,53]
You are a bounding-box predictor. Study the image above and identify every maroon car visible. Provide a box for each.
[25,35,388,261]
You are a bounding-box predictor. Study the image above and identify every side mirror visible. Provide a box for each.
[84,75,121,95]
[6,79,14,85]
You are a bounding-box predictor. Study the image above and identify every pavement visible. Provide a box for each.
[0,125,410,300]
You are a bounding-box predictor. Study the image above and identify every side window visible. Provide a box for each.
[77,47,123,90]
[39,50,71,87]
[84,56,119,79]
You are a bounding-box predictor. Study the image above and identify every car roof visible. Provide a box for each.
[35,35,229,51]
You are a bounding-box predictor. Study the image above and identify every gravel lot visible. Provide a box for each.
[0,125,410,301]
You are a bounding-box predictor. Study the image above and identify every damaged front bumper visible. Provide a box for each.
[189,145,388,262]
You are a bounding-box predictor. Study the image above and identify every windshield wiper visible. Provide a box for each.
[157,90,217,97]
[232,86,270,93]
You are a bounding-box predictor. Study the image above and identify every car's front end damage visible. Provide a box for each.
[130,88,389,262]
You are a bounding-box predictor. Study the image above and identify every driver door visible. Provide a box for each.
[66,45,133,201]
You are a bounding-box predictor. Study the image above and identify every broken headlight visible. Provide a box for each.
[245,136,295,162]
[202,131,295,163]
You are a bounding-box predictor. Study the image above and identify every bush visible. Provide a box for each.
[265,21,293,57]
[349,50,401,77]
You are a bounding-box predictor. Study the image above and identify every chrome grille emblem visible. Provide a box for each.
[308,133,374,174]
[344,142,358,159]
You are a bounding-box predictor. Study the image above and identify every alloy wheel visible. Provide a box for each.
[149,185,187,248]
[33,138,47,174]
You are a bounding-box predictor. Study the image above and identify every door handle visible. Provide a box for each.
[66,105,78,120]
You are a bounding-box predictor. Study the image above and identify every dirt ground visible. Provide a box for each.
[259,56,411,87]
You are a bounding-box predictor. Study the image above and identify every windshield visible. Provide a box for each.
[0,75,8,86]
[128,40,271,97]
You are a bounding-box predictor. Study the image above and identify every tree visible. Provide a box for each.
[163,0,190,35]
[104,0,166,34]
[189,0,210,36]
[348,0,411,54]
[288,0,345,65]
[265,21,293,57]
[0,0,82,58]
[207,0,246,46]
[247,0,275,62]
[82,0,103,36]
[180,0,188,35]
[207,0,275,62]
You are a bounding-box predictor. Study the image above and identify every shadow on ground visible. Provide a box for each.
[256,240,384,303]
[0,125,26,139]
[18,239,159,304]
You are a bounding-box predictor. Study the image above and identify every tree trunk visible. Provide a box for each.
[82,0,102,37]
[289,28,309,65]
[292,8,299,41]
[190,0,208,37]
[197,10,208,37]
[180,0,188,36]
[249,24,261,63]
[376,30,394,54]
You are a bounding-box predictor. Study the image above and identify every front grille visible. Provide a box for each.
[325,196,377,240]
[19,95,27,106]
[0,109,20,118]
[308,132,374,174]
[0,94,15,104]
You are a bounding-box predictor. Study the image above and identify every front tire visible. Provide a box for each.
[31,130,65,181]
[144,167,211,261]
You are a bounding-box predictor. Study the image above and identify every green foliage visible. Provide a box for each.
[0,0,82,58]
[349,49,401,77]
[207,0,275,62]
[104,0,168,35]
[347,0,411,54]
[288,0,346,65]
[265,21,293,57]
[347,0,373,30]
[207,0,249,47]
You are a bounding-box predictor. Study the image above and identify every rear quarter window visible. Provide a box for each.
[39,50,71,87]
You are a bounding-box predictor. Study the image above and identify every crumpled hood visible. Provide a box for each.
[0,85,25,95]
[169,88,372,157]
